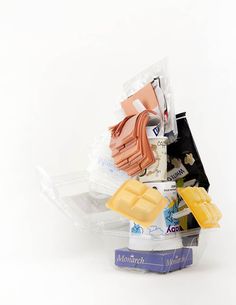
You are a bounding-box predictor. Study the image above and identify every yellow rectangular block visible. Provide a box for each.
[106,180,168,227]
[177,187,222,228]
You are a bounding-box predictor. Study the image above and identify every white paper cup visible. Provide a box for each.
[129,181,183,251]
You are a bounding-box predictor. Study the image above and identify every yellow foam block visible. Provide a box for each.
[106,180,168,227]
[177,187,222,228]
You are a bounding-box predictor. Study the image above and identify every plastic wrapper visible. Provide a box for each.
[167,112,210,245]
[87,131,129,196]
[167,112,210,191]
[123,59,178,144]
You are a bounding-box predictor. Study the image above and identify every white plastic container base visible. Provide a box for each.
[38,167,217,273]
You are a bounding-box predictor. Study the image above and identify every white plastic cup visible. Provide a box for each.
[129,181,183,251]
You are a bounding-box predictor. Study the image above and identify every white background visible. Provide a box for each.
[0,0,235,304]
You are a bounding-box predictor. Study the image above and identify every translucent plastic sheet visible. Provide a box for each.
[123,59,178,144]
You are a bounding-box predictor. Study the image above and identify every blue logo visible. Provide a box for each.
[164,203,179,226]
[153,126,159,137]
[131,223,143,234]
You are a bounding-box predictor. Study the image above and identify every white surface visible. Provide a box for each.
[0,0,235,304]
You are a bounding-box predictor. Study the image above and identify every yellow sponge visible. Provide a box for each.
[106,180,168,227]
[177,187,222,228]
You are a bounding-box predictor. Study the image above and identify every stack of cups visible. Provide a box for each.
[129,124,182,251]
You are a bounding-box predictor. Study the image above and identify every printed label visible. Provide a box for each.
[131,223,143,234]
[117,254,145,264]
[166,225,183,233]
[167,163,188,181]
[138,137,167,182]
[153,126,159,137]
[164,201,179,227]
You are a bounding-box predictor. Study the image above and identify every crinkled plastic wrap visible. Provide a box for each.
[87,131,129,196]
[123,59,178,144]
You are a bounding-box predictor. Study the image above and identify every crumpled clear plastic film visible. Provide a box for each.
[87,130,130,196]
[123,58,178,144]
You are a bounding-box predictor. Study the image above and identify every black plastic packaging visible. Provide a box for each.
[167,112,210,191]
[167,112,210,246]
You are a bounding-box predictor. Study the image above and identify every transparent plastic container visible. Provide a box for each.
[38,167,216,273]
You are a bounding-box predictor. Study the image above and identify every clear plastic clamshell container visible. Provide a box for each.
[38,167,215,273]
